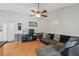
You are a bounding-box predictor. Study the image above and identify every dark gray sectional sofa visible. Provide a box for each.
[36,33,79,56]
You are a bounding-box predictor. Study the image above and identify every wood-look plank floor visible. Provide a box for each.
[2,40,45,56]
[0,47,3,56]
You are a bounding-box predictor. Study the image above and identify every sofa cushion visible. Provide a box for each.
[61,42,79,56]
[48,33,54,40]
[54,34,60,41]
[65,41,78,48]
[52,40,65,51]
[68,44,79,56]
[40,39,55,45]
[43,33,48,39]
[43,33,54,40]
[59,35,71,43]
[36,45,61,56]
[68,36,79,42]
[46,35,51,39]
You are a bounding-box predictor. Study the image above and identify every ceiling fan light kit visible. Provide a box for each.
[30,3,47,18]
[36,14,41,18]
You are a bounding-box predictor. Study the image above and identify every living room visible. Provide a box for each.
[0,3,79,56]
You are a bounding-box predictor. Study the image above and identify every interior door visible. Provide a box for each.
[4,23,16,41]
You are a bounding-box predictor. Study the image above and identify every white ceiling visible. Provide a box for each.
[0,3,76,14]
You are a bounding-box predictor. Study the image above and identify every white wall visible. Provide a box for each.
[0,9,42,41]
[44,4,79,36]
[1,4,79,41]
[0,9,43,29]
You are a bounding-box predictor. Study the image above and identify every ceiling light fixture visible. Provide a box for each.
[36,14,41,18]
[30,3,47,18]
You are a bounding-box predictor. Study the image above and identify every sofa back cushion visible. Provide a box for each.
[60,35,71,43]
[68,36,79,42]
[45,35,51,39]
[48,33,54,40]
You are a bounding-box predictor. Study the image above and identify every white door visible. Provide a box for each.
[4,23,16,41]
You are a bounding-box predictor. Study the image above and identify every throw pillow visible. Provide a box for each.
[65,41,78,48]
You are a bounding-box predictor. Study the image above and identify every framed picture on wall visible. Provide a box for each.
[29,21,37,27]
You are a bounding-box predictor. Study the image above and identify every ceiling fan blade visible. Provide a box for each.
[42,10,47,13]
[31,10,36,13]
[41,15,47,17]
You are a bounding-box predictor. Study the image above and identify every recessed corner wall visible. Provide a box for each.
[41,4,79,36]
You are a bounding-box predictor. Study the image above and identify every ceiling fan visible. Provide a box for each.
[30,3,47,18]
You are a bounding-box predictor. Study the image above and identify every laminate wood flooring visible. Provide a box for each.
[2,40,45,56]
